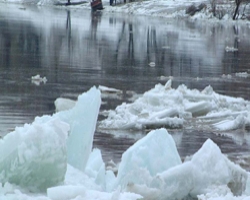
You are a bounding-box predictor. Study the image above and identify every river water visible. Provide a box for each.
[0,4,250,169]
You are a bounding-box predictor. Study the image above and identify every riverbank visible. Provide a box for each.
[35,0,250,22]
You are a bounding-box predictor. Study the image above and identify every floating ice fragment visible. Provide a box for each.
[212,115,245,131]
[162,46,170,49]
[225,46,238,52]
[54,97,76,112]
[98,85,122,94]
[158,75,173,81]
[31,74,47,85]
[235,72,249,78]
[222,74,232,79]
[164,79,172,90]
[55,85,122,113]
[148,62,156,67]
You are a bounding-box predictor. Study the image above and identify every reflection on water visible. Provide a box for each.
[1,5,250,169]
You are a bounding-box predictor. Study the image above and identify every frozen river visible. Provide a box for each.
[0,4,250,170]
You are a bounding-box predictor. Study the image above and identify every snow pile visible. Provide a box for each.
[99,80,250,132]
[98,85,124,101]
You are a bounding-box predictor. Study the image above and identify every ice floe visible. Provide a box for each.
[225,46,239,52]
[99,80,250,132]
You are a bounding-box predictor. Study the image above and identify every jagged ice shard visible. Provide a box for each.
[116,128,182,189]
[150,138,248,199]
[55,86,101,172]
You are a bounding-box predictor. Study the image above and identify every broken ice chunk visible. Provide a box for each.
[116,128,182,188]
[0,118,69,192]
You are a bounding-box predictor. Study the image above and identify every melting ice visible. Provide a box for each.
[0,83,250,199]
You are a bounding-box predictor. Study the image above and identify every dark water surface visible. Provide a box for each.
[1,4,250,170]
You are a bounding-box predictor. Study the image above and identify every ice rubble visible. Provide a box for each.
[99,79,250,132]
[112,128,248,200]
[47,126,249,200]
[0,85,250,200]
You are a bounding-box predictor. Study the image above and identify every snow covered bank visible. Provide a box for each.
[1,0,249,22]
[99,80,250,132]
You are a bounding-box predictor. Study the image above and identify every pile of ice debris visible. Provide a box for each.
[0,85,250,200]
[99,79,250,132]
